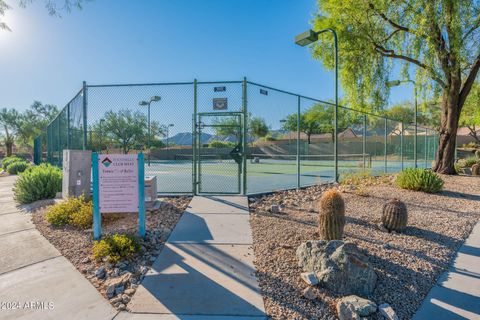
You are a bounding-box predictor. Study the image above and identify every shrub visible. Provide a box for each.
[13,164,62,204]
[396,168,444,193]
[93,234,140,263]
[6,160,29,174]
[208,140,235,148]
[45,195,92,229]
[2,156,23,170]
[317,189,345,240]
[464,157,480,167]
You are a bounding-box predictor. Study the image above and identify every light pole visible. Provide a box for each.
[166,124,174,159]
[295,28,339,182]
[139,95,161,166]
[386,79,417,168]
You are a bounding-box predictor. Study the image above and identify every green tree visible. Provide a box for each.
[312,0,480,173]
[460,83,480,143]
[17,101,58,147]
[1,0,85,31]
[282,103,360,143]
[249,117,269,143]
[0,108,20,156]
[100,109,147,154]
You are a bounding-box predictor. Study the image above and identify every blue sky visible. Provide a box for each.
[0,0,411,111]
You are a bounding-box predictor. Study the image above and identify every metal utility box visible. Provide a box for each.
[62,150,92,199]
[144,176,158,209]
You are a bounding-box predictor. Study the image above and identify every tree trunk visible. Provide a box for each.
[433,86,462,174]
[5,141,13,157]
[307,133,311,144]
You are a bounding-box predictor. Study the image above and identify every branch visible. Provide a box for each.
[374,43,446,86]
[459,52,480,108]
[368,3,412,33]
[463,14,480,43]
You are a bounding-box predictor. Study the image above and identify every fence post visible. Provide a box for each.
[242,77,248,195]
[425,130,428,168]
[192,79,197,195]
[82,81,88,151]
[363,115,367,172]
[67,103,71,150]
[400,122,404,171]
[384,118,387,174]
[297,95,301,188]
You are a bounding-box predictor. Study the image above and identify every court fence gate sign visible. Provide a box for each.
[41,78,438,195]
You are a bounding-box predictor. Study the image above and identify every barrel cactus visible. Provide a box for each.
[472,163,480,176]
[382,199,408,232]
[317,189,345,240]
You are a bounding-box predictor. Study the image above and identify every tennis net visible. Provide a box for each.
[249,153,372,168]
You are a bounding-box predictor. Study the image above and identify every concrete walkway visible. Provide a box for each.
[0,175,116,320]
[413,221,480,320]
[125,196,266,319]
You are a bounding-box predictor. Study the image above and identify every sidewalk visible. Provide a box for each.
[0,175,117,320]
[125,196,266,319]
[413,221,480,320]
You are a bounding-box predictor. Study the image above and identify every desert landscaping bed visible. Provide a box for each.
[32,196,190,310]
[249,174,480,320]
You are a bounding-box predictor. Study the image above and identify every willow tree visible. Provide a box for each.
[311,0,480,173]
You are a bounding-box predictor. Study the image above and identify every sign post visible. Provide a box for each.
[92,152,145,240]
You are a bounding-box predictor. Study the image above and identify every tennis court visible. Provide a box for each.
[42,79,437,195]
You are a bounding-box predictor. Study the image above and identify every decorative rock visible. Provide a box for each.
[110,296,123,304]
[121,294,130,303]
[106,284,115,299]
[270,204,280,214]
[302,287,317,300]
[115,285,124,295]
[124,288,136,295]
[117,303,126,311]
[378,303,399,320]
[337,301,360,320]
[300,272,319,286]
[81,257,90,264]
[95,267,106,279]
[296,240,377,296]
[337,295,377,317]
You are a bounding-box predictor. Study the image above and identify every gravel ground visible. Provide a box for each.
[32,197,190,309]
[249,174,480,320]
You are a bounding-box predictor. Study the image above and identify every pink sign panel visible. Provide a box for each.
[98,154,139,213]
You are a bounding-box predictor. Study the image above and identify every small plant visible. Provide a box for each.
[382,199,408,232]
[340,171,372,187]
[317,189,345,240]
[93,234,140,263]
[13,164,62,204]
[6,160,29,174]
[396,168,444,193]
[45,195,92,229]
[2,156,23,170]
[476,149,480,159]
[472,163,480,176]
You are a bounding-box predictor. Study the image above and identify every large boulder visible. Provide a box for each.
[296,240,377,296]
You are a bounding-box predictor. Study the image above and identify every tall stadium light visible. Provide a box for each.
[139,96,161,166]
[295,28,339,182]
[386,79,418,168]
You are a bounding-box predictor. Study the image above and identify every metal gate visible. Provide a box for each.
[194,112,244,194]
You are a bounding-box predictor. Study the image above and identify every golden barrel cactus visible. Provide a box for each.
[382,199,408,232]
[472,163,480,176]
[317,189,345,240]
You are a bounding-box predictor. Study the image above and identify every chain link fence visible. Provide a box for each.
[44,79,438,195]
